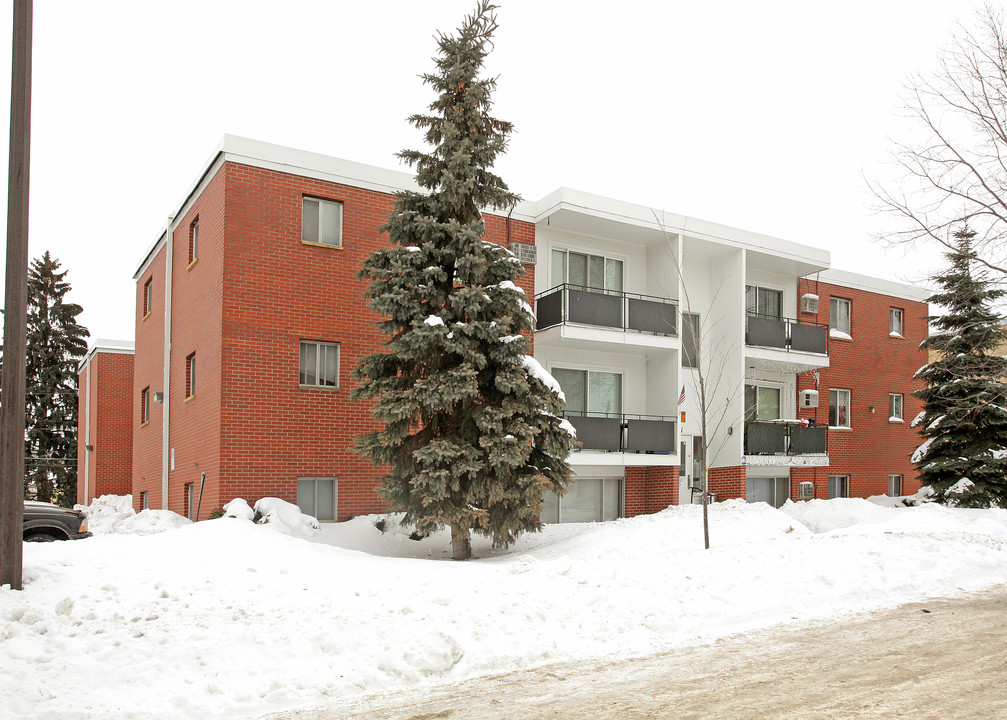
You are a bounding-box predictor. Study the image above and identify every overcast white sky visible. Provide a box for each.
[0,0,985,341]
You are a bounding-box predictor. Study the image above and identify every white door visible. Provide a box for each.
[678,436,693,505]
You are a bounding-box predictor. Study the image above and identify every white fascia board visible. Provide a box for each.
[78,338,136,372]
[818,267,930,303]
[534,186,830,271]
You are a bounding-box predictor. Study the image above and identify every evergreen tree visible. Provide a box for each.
[913,226,1007,507]
[353,1,575,560]
[21,252,89,504]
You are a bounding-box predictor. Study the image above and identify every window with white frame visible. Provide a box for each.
[830,297,851,336]
[185,353,196,399]
[189,217,199,265]
[828,475,849,499]
[551,368,621,417]
[185,482,195,520]
[541,477,622,523]
[297,477,336,522]
[829,389,851,428]
[299,340,340,387]
[143,277,153,317]
[301,197,342,247]
[682,312,701,369]
[550,249,623,292]
[890,307,904,336]
[140,491,149,510]
[889,474,903,497]
[889,393,903,421]
[745,285,783,319]
[141,386,150,425]
[745,384,782,422]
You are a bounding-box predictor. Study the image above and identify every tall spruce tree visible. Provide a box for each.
[353,1,575,560]
[913,226,1007,507]
[22,252,89,504]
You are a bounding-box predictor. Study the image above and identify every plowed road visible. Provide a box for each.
[266,585,1007,720]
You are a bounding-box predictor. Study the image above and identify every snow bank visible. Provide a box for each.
[75,494,191,535]
[253,497,320,536]
[4,499,1007,720]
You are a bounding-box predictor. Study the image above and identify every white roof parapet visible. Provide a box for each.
[818,268,930,303]
[78,339,135,372]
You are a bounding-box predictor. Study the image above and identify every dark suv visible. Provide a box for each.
[23,501,92,542]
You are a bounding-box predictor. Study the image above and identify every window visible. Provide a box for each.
[746,477,789,508]
[143,277,153,317]
[299,341,340,387]
[745,285,783,319]
[297,477,336,522]
[185,483,195,520]
[890,307,903,337]
[188,217,199,265]
[140,491,149,510]
[141,386,150,425]
[682,312,700,369]
[185,353,196,398]
[829,389,851,428]
[541,477,622,523]
[829,297,851,336]
[745,384,782,422]
[889,393,903,421]
[550,249,623,292]
[828,475,849,499]
[551,368,622,417]
[889,474,903,497]
[301,197,342,247]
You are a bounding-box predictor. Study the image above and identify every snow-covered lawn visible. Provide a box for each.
[3,496,1007,720]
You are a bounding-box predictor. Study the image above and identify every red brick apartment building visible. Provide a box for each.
[76,340,134,505]
[79,136,930,522]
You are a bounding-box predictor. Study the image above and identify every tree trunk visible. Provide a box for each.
[451,524,472,561]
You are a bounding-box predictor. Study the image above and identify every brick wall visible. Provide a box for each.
[708,465,746,500]
[796,278,928,498]
[624,466,680,516]
[77,351,134,505]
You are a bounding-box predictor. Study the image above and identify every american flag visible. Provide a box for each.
[679,386,686,406]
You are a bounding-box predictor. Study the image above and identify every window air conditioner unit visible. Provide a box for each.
[800,293,819,314]
[798,481,815,499]
[800,389,819,409]
[509,243,537,265]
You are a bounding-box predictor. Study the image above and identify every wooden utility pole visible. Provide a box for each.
[0,0,32,591]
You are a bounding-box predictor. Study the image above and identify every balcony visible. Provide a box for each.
[744,314,829,373]
[743,420,829,467]
[564,412,678,466]
[535,284,679,354]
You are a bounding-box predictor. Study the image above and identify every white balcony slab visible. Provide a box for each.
[743,454,829,467]
[536,323,679,355]
[568,450,679,467]
[744,345,830,373]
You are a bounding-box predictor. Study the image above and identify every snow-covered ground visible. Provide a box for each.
[3,495,1007,720]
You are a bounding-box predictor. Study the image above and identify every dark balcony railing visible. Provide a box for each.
[745,314,828,355]
[564,412,677,454]
[744,420,828,456]
[536,284,678,336]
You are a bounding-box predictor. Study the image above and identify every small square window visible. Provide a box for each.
[889,474,903,497]
[828,475,849,499]
[302,197,342,247]
[830,297,851,336]
[299,340,339,387]
[141,386,150,424]
[143,277,153,317]
[297,476,337,522]
[829,389,851,428]
[189,217,199,265]
[890,308,904,336]
[889,393,903,421]
[186,353,196,398]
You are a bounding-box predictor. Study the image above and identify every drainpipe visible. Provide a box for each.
[161,217,174,509]
[83,354,92,503]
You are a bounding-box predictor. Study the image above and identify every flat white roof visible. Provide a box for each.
[78,339,135,372]
[818,268,930,303]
